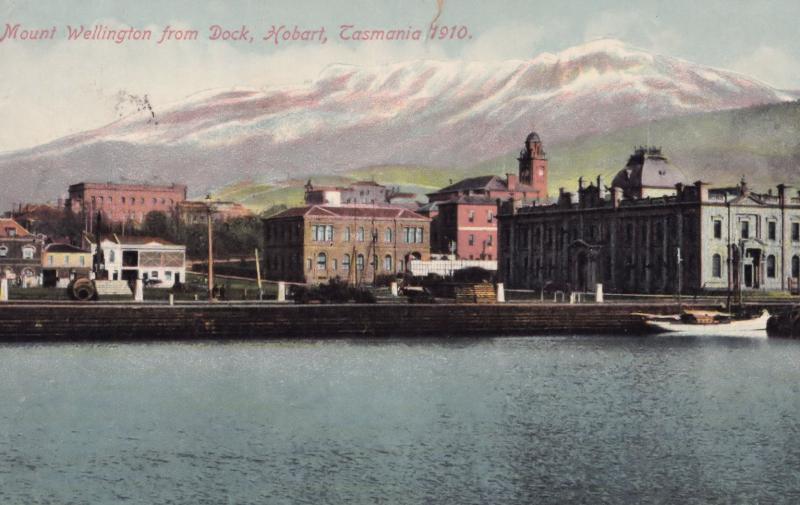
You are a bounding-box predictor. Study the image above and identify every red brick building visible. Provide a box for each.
[177,200,253,225]
[66,182,187,225]
[263,205,430,284]
[422,131,549,257]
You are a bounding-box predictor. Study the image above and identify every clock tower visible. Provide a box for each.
[517,132,548,198]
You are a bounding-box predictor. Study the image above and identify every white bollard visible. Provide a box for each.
[390,282,399,296]
[595,283,604,303]
[169,293,174,306]
[0,278,8,302]
[496,282,505,303]
[569,292,576,304]
[277,281,286,302]
[134,279,144,302]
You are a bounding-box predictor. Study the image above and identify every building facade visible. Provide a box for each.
[304,180,414,206]
[93,235,186,288]
[41,243,92,287]
[263,205,431,284]
[0,218,43,287]
[430,197,498,260]
[499,177,800,295]
[67,182,187,225]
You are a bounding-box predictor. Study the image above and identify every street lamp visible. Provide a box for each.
[205,194,216,301]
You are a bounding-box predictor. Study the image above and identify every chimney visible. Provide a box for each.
[694,181,709,202]
[506,173,518,191]
[578,176,585,191]
[597,175,606,200]
[612,187,623,209]
[777,184,791,206]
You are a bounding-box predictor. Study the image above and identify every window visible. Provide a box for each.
[384,255,393,271]
[357,227,365,242]
[712,254,722,278]
[306,258,312,271]
[487,211,494,223]
[316,252,327,270]
[48,255,54,266]
[468,234,475,246]
[343,254,351,271]
[0,245,8,257]
[415,227,423,244]
[165,271,172,280]
[79,256,85,267]
[767,255,776,278]
[793,255,800,278]
[356,254,365,271]
[713,220,722,239]
[768,221,777,241]
[6,228,16,237]
[371,255,378,269]
[740,221,749,239]
[122,197,126,204]
[151,271,159,279]
[109,249,116,263]
[404,227,413,243]
[793,223,800,241]
[468,210,475,223]
[332,259,338,271]
[487,234,493,247]
[344,227,351,242]
[384,228,393,243]
[22,246,34,260]
[64,255,69,265]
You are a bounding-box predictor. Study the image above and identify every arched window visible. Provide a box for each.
[767,255,776,278]
[343,227,351,242]
[793,255,800,278]
[316,252,327,270]
[384,228,393,243]
[343,254,351,271]
[356,254,365,271]
[109,249,116,263]
[0,246,7,257]
[712,254,722,278]
[357,227,365,242]
[22,246,35,260]
[383,255,393,271]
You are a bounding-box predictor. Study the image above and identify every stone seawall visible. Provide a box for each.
[0,303,692,341]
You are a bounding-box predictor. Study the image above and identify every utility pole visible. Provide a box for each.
[676,246,682,308]
[206,194,215,301]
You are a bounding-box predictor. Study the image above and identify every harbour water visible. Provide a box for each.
[1,335,799,504]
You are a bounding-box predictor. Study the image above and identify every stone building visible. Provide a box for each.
[0,218,43,287]
[263,205,430,284]
[422,131,548,258]
[67,182,187,226]
[177,200,253,225]
[498,148,800,294]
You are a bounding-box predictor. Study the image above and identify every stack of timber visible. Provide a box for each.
[455,283,496,304]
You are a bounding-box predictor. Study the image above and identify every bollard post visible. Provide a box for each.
[390,282,398,296]
[134,279,144,302]
[0,278,8,302]
[277,281,286,302]
[496,282,505,303]
[595,283,604,303]
[169,293,174,306]
[569,292,576,304]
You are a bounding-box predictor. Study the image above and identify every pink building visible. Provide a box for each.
[67,182,187,225]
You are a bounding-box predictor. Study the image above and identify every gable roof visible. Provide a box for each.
[432,175,507,195]
[0,218,31,238]
[100,234,180,246]
[45,243,90,254]
[268,205,429,221]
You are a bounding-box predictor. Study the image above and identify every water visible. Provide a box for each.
[1,336,799,504]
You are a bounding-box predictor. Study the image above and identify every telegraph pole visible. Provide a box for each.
[206,194,215,301]
[676,246,682,308]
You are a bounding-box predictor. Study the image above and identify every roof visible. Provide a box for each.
[100,234,181,246]
[611,147,686,192]
[526,132,541,144]
[45,243,89,253]
[0,218,31,238]
[438,195,498,206]
[431,175,508,195]
[350,181,385,187]
[267,204,429,221]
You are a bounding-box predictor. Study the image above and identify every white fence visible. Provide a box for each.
[408,259,497,277]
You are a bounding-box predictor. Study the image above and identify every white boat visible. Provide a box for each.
[642,309,770,337]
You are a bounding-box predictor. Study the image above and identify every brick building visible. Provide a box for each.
[67,182,187,226]
[422,131,548,257]
[263,205,430,284]
[498,148,800,295]
[0,218,43,287]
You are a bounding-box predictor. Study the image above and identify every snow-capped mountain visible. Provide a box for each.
[0,39,794,208]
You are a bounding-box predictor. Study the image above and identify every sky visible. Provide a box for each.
[1,0,798,152]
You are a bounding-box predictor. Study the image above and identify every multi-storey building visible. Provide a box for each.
[304,180,414,206]
[0,218,43,287]
[263,205,430,284]
[41,243,92,287]
[498,148,800,294]
[422,131,548,257]
[66,182,187,226]
[91,235,186,288]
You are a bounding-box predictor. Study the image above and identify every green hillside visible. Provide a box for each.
[214,101,800,211]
